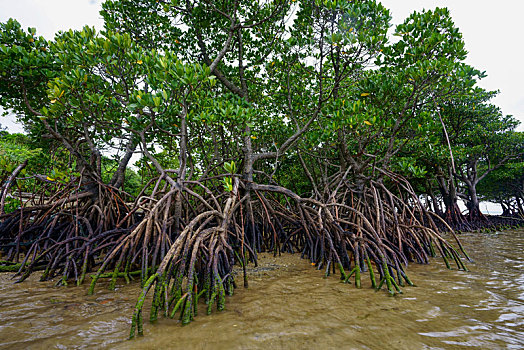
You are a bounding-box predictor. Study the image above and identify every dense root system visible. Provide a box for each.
[440,204,523,232]
[0,171,473,338]
[123,170,471,338]
[0,181,135,286]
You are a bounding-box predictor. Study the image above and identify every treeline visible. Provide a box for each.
[0,0,522,336]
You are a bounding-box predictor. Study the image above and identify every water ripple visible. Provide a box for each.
[0,229,523,349]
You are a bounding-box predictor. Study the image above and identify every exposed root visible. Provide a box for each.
[0,171,470,338]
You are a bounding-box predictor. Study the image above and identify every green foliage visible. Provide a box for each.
[222,161,236,192]
[0,132,41,164]
[1,2,522,220]
[3,197,21,214]
[223,161,237,174]
[0,19,56,132]
[477,161,524,203]
[0,132,40,185]
[123,168,143,197]
[396,159,427,179]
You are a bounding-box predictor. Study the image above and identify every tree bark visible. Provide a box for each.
[437,173,466,226]
[0,160,28,215]
[111,136,138,189]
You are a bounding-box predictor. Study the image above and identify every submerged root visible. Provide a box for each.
[127,172,470,336]
[0,182,135,285]
[0,172,470,337]
[130,179,240,338]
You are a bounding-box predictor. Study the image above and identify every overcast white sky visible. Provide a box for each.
[380,0,524,133]
[1,0,523,135]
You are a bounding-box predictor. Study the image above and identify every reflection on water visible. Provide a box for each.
[1,229,523,349]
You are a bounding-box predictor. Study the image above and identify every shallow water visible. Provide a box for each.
[1,229,523,349]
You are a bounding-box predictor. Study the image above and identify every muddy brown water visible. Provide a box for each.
[1,229,523,349]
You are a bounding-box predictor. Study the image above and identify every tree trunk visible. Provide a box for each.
[464,179,485,221]
[427,183,443,217]
[516,196,524,218]
[0,160,28,215]
[111,136,138,189]
[500,201,511,217]
[437,174,466,227]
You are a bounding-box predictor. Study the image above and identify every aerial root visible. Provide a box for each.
[0,175,469,336]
